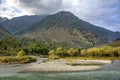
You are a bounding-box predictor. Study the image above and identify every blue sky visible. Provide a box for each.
[0,0,120,32]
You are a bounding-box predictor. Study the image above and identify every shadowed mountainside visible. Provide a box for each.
[0,24,12,39]
[2,15,48,34]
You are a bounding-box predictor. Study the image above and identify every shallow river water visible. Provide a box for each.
[0,60,120,80]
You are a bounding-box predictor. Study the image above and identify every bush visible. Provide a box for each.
[48,55,60,60]
[67,48,80,56]
[18,56,36,63]
[86,48,100,57]
[114,47,120,57]
[0,56,18,63]
[102,46,114,57]
[56,47,64,57]
[81,50,86,56]
[48,50,56,55]
[83,46,120,57]
[0,56,36,64]
[17,49,26,58]
[48,50,60,60]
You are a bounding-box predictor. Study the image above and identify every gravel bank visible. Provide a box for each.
[20,60,111,72]
[0,60,114,73]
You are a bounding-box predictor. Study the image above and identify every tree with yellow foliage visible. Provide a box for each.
[67,48,79,56]
[56,47,63,57]
[48,50,59,60]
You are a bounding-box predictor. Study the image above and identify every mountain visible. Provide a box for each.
[15,11,120,46]
[107,38,120,47]
[0,23,12,39]
[0,17,8,23]
[2,15,48,34]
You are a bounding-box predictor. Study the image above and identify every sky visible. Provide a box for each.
[0,0,120,32]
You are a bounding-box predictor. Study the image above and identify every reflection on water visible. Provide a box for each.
[0,71,120,80]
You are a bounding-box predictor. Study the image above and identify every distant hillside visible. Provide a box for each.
[107,39,120,47]
[2,15,48,34]
[0,24,12,39]
[0,17,8,23]
[15,11,120,46]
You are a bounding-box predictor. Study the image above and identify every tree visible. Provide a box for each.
[67,48,77,56]
[48,50,59,60]
[17,49,26,58]
[102,46,114,57]
[56,47,63,57]
[48,50,56,55]
[86,48,99,57]
[81,50,86,56]
[114,47,120,57]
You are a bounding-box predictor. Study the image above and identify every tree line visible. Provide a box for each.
[81,46,120,57]
[48,46,120,59]
[0,38,120,59]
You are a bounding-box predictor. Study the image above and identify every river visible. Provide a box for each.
[0,60,120,80]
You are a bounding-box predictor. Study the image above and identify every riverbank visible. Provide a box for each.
[0,56,37,65]
[2,59,120,73]
[19,60,111,72]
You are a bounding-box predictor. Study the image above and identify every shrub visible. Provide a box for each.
[67,48,81,56]
[0,56,36,64]
[18,56,36,63]
[86,48,100,57]
[17,49,26,58]
[48,50,56,55]
[48,55,60,60]
[81,50,86,56]
[0,56,18,63]
[56,47,63,56]
[102,46,114,57]
[84,46,119,57]
[114,47,120,57]
[48,49,60,60]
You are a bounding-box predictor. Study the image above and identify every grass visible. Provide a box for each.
[0,56,37,64]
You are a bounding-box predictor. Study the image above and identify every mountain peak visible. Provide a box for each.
[55,11,74,15]
[33,11,80,28]
[54,11,77,19]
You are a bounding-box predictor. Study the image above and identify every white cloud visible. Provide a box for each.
[62,0,120,31]
[0,0,31,18]
[0,0,120,31]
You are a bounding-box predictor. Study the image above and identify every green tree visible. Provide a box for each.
[17,49,26,58]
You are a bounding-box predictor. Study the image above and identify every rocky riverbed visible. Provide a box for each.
[0,59,120,74]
